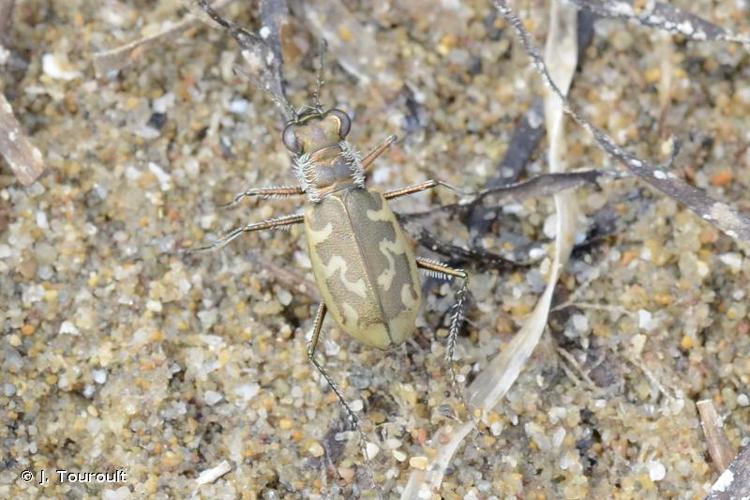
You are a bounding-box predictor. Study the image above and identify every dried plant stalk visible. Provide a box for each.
[194,0,294,121]
[495,0,750,243]
[697,399,736,473]
[468,0,579,410]
[401,2,580,497]
[92,0,235,77]
[708,445,750,499]
[573,0,750,49]
[0,93,44,185]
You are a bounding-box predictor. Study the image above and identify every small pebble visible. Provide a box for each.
[58,321,80,336]
[308,441,325,457]
[92,369,107,384]
[204,391,223,406]
[365,442,380,460]
[409,456,429,470]
[648,460,666,482]
[42,53,81,80]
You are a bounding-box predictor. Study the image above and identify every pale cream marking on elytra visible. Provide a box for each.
[376,238,406,291]
[366,206,392,222]
[319,255,367,298]
[307,221,333,245]
[401,283,418,309]
[341,302,360,326]
[367,200,416,293]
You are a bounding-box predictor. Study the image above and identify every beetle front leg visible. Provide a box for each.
[416,257,472,417]
[186,213,304,253]
[221,185,305,208]
[307,303,375,483]
[383,179,466,200]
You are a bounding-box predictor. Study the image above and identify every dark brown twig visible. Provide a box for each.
[494,0,750,243]
[0,93,45,186]
[406,227,531,270]
[707,445,750,500]
[196,0,294,121]
[400,170,613,222]
[468,10,596,239]
[573,0,750,49]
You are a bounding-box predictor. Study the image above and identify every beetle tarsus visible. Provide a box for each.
[415,257,477,427]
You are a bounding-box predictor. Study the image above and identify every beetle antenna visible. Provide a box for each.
[311,38,327,113]
[194,0,297,121]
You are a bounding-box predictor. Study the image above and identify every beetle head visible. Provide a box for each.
[282,108,351,155]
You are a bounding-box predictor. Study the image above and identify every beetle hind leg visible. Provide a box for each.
[415,257,475,423]
[184,213,304,253]
[307,303,375,487]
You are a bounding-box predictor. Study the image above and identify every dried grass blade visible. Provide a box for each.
[401,2,580,497]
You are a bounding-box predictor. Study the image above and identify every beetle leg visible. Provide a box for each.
[383,179,466,200]
[361,134,397,172]
[220,185,305,208]
[307,304,375,484]
[415,257,474,422]
[186,213,304,253]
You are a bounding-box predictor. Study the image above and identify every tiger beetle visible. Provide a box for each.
[191,0,471,472]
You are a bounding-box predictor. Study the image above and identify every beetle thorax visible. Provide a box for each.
[294,142,365,203]
[282,109,365,203]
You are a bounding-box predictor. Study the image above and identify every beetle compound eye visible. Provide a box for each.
[282,125,302,154]
[328,109,351,138]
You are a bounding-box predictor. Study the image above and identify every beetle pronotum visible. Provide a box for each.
[191,0,471,467]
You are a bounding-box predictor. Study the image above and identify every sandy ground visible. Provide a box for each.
[2,0,750,498]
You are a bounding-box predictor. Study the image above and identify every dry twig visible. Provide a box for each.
[697,399,736,473]
[92,0,236,77]
[495,0,750,243]
[573,0,750,49]
[0,93,45,185]
[708,445,750,500]
[0,0,44,186]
